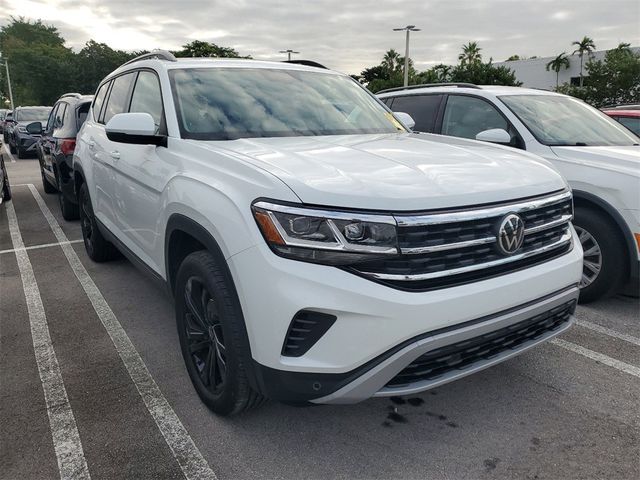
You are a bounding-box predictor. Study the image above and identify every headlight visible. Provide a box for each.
[16,126,27,133]
[252,201,399,265]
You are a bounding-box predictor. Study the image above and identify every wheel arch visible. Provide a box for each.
[73,163,85,200]
[572,189,636,281]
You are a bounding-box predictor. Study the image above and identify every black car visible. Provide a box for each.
[37,93,93,220]
[8,106,52,158]
[0,109,9,134]
[0,152,11,204]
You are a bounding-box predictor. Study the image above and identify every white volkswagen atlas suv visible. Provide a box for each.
[378,84,640,302]
[73,52,582,415]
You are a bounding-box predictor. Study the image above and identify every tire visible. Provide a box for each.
[175,250,265,416]
[1,159,10,202]
[41,169,57,194]
[9,142,16,154]
[78,182,119,262]
[57,174,79,220]
[17,146,25,159]
[574,206,628,303]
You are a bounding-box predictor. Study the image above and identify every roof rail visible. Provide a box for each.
[60,92,82,99]
[376,83,481,94]
[121,49,177,67]
[282,59,328,69]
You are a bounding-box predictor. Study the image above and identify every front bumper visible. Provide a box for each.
[228,227,583,403]
[16,134,38,151]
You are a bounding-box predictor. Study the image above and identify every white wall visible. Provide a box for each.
[495,47,640,90]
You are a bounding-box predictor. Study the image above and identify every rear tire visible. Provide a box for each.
[175,250,265,416]
[1,158,10,201]
[574,206,628,303]
[79,182,119,262]
[57,174,79,220]
[42,169,57,194]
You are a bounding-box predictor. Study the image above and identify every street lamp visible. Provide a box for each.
[279,49,300,61]
[0,56,14,110]
[393,25,420,87]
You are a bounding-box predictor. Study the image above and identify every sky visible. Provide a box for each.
[1,0,639,74]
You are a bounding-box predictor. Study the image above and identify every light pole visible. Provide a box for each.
[0,57,14,110]
[279,49,299,61]
[393,25,420,87]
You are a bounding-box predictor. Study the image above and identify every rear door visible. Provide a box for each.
[41,103,61,184]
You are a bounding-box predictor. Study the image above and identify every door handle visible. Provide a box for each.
[110,151,120,160]
[88,141,96,149]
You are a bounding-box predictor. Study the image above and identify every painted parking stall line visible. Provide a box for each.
[3,142,16,162]
[552,338,640,378]
[0,238,83,255]
[5,200,91,480]
[27,184,218,480]
[575,319,640,347]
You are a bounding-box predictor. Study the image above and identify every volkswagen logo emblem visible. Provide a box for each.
[496,214,525,255]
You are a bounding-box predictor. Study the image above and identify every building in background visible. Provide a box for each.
[495,47,640,91]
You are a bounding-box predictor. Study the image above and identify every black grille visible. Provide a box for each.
[281,310,337,357]
[385,300,576,389]
[351,194,573,291]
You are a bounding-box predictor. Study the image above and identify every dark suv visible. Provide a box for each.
[8,106,52,158]
[0,109,9,134]
[2,111,13,142]
[37,93,93,219]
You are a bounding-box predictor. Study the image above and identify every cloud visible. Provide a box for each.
[1,0,638,74]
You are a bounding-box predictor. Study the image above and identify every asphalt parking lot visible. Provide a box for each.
[0,144,638,480]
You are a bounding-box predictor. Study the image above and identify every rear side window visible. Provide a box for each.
[92,82,109,122]
[55,103,67,129]
[442,95,508,139]
[103,73,136,124]
[46,104,59,132]
[616,116,640,136]
[390,94,443,133]
[77,102,91,130]
[129,71,164,132]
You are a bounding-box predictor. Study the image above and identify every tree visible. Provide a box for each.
[458,42,482,65]
[0,17,75,106]
[448,60,520,86]
[557,44,640,107]
[173,40,248,58]
[571,36,596,87]
[505,55,521,61]
[382,49,402,71]
[546,52,571,87]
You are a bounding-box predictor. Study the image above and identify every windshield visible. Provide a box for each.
[16,108,51,122]
[169,67,402,140]
[499,95,638,146]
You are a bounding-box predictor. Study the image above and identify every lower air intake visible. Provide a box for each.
[281,310,337,357]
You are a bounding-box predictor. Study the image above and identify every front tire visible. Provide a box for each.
[79,182,119,262]
[175,250,265,416]
[17,146,25,159]
[574,206,628,303]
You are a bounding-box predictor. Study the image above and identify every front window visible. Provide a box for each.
[500,95,638,147]
[169,67,403,140]
[16,107,51,122]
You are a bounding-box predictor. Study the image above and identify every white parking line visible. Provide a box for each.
[28,184,217,480]
[0,239,84,255]
[575,319,640,347]
[5,201,91,480]
[551,338,640,378]
[3,142,16,162]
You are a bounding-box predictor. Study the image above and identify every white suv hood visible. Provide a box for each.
[205,134,566,210]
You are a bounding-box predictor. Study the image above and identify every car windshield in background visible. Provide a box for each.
[16,108,51,121]
[169,67,402,140]
[499,95,638,147]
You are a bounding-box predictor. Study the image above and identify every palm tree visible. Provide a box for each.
[546,52,571,88]
[382,49,402,73]
[571,36,596,86]
[458,42,482,65]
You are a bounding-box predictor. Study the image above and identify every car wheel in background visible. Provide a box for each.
[9,143,16,154]
[41,169,57,194]
[1,158,11,201]
[175,250,265,416]
[574,206,628,303]
[16,146,25,159]
[56,174,79,220]
[79,182,119,262]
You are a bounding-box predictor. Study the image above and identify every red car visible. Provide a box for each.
[602,109,640,137]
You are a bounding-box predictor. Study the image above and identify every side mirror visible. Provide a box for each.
[393,111,416,130]
[26,122,43,135]
[105,113,166,146]
[475,128,511,145]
